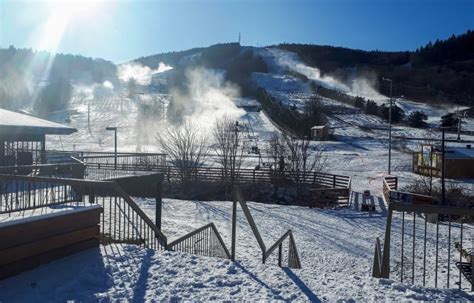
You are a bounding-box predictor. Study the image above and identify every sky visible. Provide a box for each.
[0,0,473,63]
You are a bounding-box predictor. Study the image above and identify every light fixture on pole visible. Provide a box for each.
[382,77,393,175]
[105,127,118,169]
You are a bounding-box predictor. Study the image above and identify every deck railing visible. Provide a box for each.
[374,176,473,292]
[49,150,167,172]
[0,174,167,250]
[0,162,85,179]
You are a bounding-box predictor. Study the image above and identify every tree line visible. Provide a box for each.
[278,30,474,106]
[0,46,118,115]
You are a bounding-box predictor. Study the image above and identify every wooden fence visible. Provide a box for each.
[53,150,350,190]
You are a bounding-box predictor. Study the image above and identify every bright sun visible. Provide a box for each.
[37,1,104,52]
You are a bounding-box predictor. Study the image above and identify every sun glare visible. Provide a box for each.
[37,1,104,52]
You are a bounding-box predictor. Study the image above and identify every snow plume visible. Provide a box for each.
[103,80,114,90]
[73,84,94,99]
[167,67,244,130]
[350,76,384,101]
[266,48,385,100]
[117,62,173,85]
[73,81,115,99]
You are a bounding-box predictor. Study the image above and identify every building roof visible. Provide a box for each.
[235,98,260,108]
[311,125,327,130]
[444,146,474,159]
[0,108,76,136]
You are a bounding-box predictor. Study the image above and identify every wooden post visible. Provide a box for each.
[278,243,282,267]
[381,207,393,278]
[0,138,4,166]
[155,180,162,230]
[231,199,237,261]
[40,135,46,164]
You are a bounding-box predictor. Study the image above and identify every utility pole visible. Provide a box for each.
[87,101,91,128]
[441,127,446,205]
[382,77,393,175]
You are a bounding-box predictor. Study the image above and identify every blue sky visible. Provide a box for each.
[1,0,473,63]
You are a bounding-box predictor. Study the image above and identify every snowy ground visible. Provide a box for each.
[1,197,473,301]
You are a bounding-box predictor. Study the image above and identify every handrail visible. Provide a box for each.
[383,176,434,205]
[111,183,168,244]
[264,230,291,260]
[233,186,302,268]
[167,223,231,259]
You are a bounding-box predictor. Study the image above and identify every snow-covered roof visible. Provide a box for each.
[235,98,260,107]
[445,146,474,159]
[311,125,327,130]
[0,108,76,136]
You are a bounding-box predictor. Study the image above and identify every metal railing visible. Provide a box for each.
[0,174,79,214]
[167,223,231,259]
[0,174,167,250]
[374,176,473,291]
[51,150,167,172]
[232,187,302,269]
[0,162,85,179]
[0,174,303,269]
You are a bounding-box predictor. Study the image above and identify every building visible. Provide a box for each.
[310,125,329,141]
[0,108,76,166]
[412,144,474,179]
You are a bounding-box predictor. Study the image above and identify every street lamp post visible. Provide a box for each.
[382,77,393,175]
[106,127,118,169]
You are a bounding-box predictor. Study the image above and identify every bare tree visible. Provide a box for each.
[283,135,326,193]
[157,122,208,194]
[212,116,246,184]
[266,133,326,193]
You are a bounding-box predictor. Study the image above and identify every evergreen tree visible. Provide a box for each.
[440,113,459,128]
[365,100,379,115]
[379,104,405,123]
[407,111,428,128]
[354,96,366,109]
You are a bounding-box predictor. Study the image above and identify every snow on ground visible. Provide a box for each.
[1,198,473,301]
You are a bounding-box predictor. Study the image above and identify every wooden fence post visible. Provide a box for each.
[231,199,237,261]
[156,180,162,230]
